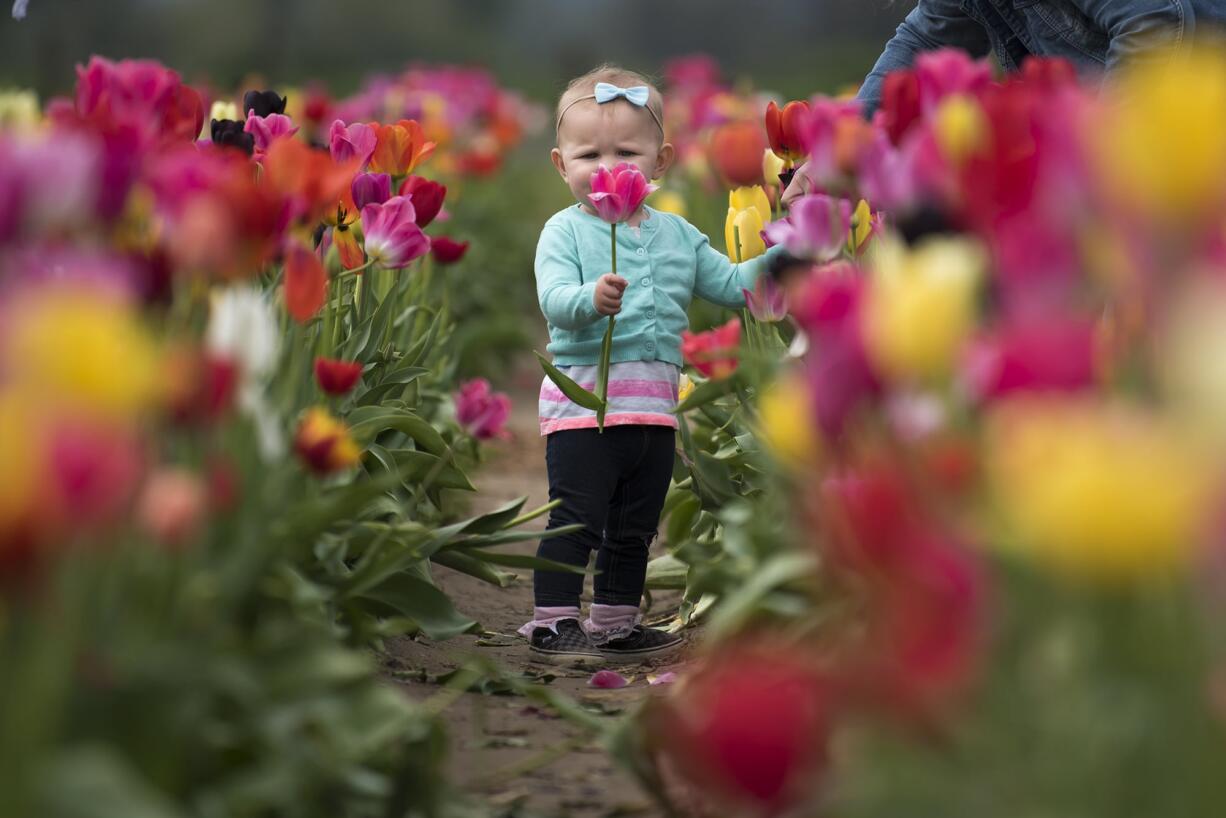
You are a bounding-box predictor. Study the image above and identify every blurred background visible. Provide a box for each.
[0,0,910,376]
[0,0,908,100]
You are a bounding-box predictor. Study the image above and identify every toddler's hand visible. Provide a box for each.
[593,273,627,316]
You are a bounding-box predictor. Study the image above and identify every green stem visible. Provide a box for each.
[337,259,376,278]
[595,223,617,432]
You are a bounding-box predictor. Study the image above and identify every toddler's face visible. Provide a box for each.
[552,99,673,211]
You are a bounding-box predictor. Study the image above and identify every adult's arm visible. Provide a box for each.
[856,0,992,116]
[1070,0,1194,69]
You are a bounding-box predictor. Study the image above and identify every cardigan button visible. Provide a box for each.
[636,247,646,256]
[641,277,651,286]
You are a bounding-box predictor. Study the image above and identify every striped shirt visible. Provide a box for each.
[539,360,680,436]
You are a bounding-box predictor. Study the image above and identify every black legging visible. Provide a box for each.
[533,425,676,608]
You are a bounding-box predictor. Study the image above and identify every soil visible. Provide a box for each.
[384,365,685,818]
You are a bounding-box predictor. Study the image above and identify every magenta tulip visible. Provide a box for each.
[350,172,392,210]
[328,119,377,169]
[587,163,658,224]
[243,113,299,152]
[360,196,430,269]
[454,378,511,440]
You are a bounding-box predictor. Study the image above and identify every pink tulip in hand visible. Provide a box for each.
[587,162,657,224]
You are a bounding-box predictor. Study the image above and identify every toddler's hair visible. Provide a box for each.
[555,64,665,138]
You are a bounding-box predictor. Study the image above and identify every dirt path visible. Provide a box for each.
[384,366,683,818]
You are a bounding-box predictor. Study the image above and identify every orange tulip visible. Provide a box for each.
[284,240,327,322]
[369,119,436,176]
[708,121,767,188]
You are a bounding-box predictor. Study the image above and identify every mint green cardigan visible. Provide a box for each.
[534,204,779,367]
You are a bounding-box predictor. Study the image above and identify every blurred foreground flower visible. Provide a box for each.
[709,120,767,188]
[294,408,362,475]
[757,371,821,469]
[136,468,207,548]
[985,399,1214,583]
[764,194,851,262]
[650,644,832,816]
[742,276,788,323]
[862,236,984,382]
[682,318,741,380]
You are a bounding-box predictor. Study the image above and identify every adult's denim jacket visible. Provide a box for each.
[858,0,1225,112]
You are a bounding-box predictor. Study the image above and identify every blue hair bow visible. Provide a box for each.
[593,82,650,107]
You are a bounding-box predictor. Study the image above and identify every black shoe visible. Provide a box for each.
[597,625,684,661]
[528,619,602,666]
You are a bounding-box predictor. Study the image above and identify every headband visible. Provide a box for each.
[556,82,665,134]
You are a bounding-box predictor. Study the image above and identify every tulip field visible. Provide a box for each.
[5,40,1226,818]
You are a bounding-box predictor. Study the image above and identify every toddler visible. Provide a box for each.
[521,65,780,664]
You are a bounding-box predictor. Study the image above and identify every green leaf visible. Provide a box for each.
[38,747,182,818]
[386,449,475,492]
[359,573,478,640]
[458,550,588,573]
[535,351,604,411]
[430,550,515,587]
[705,552,817,641]
[454,496,529,535]
[348,408,449,457]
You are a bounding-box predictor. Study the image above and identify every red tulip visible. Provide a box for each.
[284,240,327,322]
[877,69,922,146]
[398,175,446,226]
[764,100,810,163]
[652,644,832,815]
[962,316,1099,402]
[314,357,363,395]
[681,318,741,380]
[709,121,768,187]
[430,236,469,265]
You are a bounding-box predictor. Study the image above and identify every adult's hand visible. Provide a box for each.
[780,160,815,209]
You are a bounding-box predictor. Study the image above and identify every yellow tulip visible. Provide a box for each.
[850,198,874,253]
[678,373,695,404]
[862,236,984,382]
[4,289,163,421]
[986,398,1212,583]
[756,372,821,470]
[651,188,688,218]
[933,94,988,166]
[0,89,40,130]
[762,148,786,187]
[725,185,771,262]
[1098,47,1226,220]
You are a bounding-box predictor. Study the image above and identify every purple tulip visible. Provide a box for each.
[742,276,789,323]
[351,172,392,210]
[454,378,511,441]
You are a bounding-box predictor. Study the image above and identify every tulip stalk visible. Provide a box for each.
[595,223,617,431]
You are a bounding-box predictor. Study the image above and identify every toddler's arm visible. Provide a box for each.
[687,220,781,308]
[535,223,602,330]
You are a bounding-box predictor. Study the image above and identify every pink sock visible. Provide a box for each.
[517,605,581,638]
[584,603,640,644]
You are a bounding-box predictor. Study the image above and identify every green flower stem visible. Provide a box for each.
[595,223,616,432]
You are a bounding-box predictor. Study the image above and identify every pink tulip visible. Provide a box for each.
[681,318,741,380]
[915,48,993,113]
[587,163,658,224]
[763,194,852,262]
[243,113,299,152]
[742,276,788,323]
[328,119,377,169]
[962,316,1098,402]
[360,196,430,269]
[454,378,511,440]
